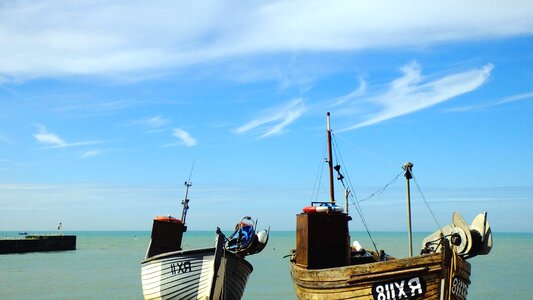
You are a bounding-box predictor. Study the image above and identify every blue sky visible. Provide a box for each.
[1,1,532,233]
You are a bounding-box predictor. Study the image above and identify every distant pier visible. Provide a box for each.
[0,235,76,254]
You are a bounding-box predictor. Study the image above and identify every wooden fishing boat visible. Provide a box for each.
[141,230,253,300]
[141,181,269,300]
[290,112,492,300]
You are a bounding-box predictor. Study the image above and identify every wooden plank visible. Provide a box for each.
[347,266,429,283]
[290,250,455,300]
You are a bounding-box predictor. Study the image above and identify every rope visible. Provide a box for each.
[358,170,403,203]
[323,128,448,260]
[311,135,328,203]
[412,175,442,232]
[351,164,443,236]
[331,132,379,254]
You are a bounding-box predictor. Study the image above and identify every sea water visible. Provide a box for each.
[0,231,531,299]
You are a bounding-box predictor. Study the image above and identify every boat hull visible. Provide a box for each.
[141,247,253,300]
[291,246,471,300]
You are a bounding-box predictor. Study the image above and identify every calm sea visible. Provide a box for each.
[0,231,531,299]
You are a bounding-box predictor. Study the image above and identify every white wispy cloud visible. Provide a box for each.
[55,100,153,116]
[1,1,532,82]
[34,125,67,147]
[34,124,103,148]
[172,128,197,147]
[495,91,533,105]
[80,150,103,159]
[235,98,308,138]
[446,91,533,112]
[130,115,171,130]
[336,62,493,131]
[332,78,367,107]
[144,116,171,128]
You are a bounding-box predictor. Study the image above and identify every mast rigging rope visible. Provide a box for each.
[310,139,328,203]
[412,175,443,232]
[358,170,403,203]
[331,132,379,254]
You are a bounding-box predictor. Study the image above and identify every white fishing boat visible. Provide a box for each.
[141,181,269,300]
[290,112,493,300]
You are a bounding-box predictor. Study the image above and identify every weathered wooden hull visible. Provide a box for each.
[141,247,253,300]
[291,246,471,300]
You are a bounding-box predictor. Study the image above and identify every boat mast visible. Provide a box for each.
[326,112,335,204]
[403,162,413,257]
[181,163,194,225]
[181,181,192,224]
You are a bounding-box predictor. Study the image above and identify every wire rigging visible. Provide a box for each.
[187,161,195,183]
[331,132,379,254]
[314,125,445,256]
[325,123,448,259]
[311,136,328,203]
[358,170,403,203]
[412,175,442,232]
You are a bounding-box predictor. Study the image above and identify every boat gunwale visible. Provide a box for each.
[290,250,445,273]
[141,246,253,270]
[290,250,455,287]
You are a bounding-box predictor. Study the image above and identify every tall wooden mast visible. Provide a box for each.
[294,112,351,269]
[326,112,335,204]
[403,162,413,257]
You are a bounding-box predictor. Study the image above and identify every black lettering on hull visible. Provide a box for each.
[170,261,192,275]
[372,276,426,300]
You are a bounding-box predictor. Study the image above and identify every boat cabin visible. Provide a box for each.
[146,216,186,258]
[295,203,351,269]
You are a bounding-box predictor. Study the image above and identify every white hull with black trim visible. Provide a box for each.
[141,244,253,300]
[140,180,268,300]
[142,248,215,299]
